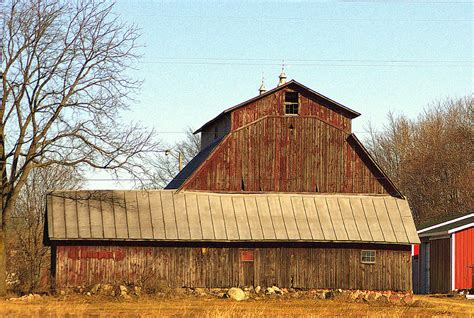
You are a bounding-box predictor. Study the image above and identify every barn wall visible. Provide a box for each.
[55,244,412,291]
[455,227,474,289]
[200,115,231,150]
[429,238,451,293]
[184,116,392,194]
[231,86,352,133]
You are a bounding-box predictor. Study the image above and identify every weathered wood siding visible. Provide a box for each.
[55,244,412,291]
[429,238,451,293]
[200,114,231,150]
[184,116,392,194]
[231,86,352,133]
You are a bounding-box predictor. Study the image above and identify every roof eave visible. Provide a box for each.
[47,238,416,245]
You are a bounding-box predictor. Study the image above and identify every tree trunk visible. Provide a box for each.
[0,228,5,296]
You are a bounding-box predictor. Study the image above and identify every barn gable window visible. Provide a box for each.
[284,91,299,115]
[361,250,376,264]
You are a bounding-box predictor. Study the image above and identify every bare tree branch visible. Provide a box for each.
[0,0,160,294]
[365,96,474,224]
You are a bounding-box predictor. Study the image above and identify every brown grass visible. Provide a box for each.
[0,295,472,318]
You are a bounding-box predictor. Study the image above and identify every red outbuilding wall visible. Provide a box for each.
[455,227,474,289]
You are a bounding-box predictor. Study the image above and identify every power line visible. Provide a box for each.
[139,61,472,67]
[143,56,474,63]
[127,15,473,22]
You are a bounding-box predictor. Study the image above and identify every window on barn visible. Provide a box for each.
[361,250,376,264]
[284,91,299,115]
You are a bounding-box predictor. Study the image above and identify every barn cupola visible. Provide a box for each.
[278,65,287,86]
[258,76,267,95]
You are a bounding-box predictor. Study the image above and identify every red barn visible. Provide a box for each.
[414,213,474,293]
[45,77,420,291]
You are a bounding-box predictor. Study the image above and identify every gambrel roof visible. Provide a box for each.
[194,80,361,134]
[45,190,419,245]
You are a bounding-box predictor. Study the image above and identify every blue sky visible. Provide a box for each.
[113,0,472,140]
[87,0,473,188]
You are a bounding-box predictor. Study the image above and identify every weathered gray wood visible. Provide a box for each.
[314,197,337,240]
[101,191,117,239]
[197,194,214,240]
[349,197,372,242]
[173,192,190,240]
[55,245,413,291]
[279,196,299,239]
[396,199,420,244]
[360,197,384,242]
[267,196,288,240]
[325,197,348,241]
[384,198,408,243]
[46,194,54,238]
[160,191,178,239]
[291,196,312,240]
[88,193,104,239]
[220,195,239,240]
[372,197,396,242]
[208,195,226,240]
[47,190,420,244]
[111,191,128,239]
[302,197,324,240]
[338,197,360,241]
[232,196,251,240]
[244,197,264,240]
[184,193,203,240]
[255,196,276,240]
[123,191,140,239]
[51,194,66,238]
[64,194,79,239]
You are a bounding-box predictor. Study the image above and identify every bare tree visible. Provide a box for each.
[0,0,158,294]
[9,164,82,293]
[366,96,474,225]
[147,128,201,188]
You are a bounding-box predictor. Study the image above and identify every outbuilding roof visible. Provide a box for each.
[45,190,419,245]
[417,213,474,238]
[165,136,224,189]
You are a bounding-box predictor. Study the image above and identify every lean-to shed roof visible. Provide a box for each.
[45,190,419,245]
[417,213,474,238]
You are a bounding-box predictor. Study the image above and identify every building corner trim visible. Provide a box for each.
[451,233,456,291]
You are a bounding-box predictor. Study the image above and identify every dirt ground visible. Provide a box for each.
[0,294,473,318]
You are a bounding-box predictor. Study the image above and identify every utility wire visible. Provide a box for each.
[142,56,474,63]
[127,15,473,22]
[139,61,471,67]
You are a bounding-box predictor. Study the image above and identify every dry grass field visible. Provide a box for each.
[0,295,473,318]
